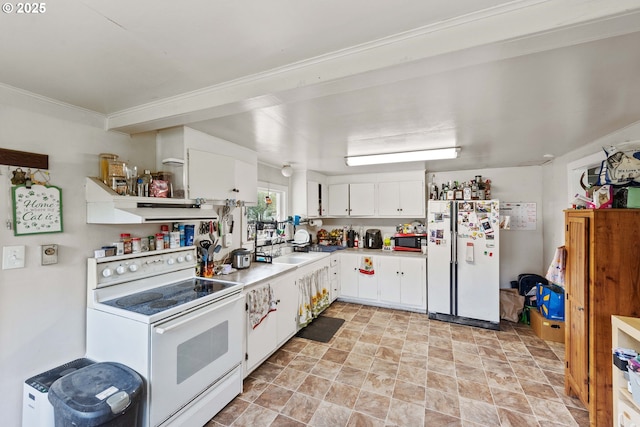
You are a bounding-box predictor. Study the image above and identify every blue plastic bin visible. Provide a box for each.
[536,283,565,321]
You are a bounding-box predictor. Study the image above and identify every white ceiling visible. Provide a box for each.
[3,0,640,175]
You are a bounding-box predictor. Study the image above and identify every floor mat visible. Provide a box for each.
[296,316,345,343]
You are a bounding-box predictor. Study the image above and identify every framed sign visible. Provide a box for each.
[12,184,63,235]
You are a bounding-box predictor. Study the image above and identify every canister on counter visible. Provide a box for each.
[148,236,155,251]
[178,224,185,247]
[112,242,124,256]
[140,237,149,252]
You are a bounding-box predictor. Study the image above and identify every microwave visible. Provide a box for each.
[392,233,427,252]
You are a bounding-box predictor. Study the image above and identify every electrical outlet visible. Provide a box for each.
[41,244,58,265]
[3,245,25,269]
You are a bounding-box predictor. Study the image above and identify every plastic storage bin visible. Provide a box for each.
[48,362,143,427]
[536,283,565,320]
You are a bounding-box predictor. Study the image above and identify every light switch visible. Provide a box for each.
[3,245,25,269]
[41,244,58,265]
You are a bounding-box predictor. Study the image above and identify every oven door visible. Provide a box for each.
[150,292,244,426]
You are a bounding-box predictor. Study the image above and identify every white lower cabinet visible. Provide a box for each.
[244,272,296,377]
[330,253,340,301]
[339,253,377,300]
[338,252,426,312]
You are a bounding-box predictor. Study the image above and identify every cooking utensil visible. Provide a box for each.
[199,240,211,249]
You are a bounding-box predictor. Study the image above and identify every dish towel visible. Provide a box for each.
[546,246,566,287]
[298,266,330,327]
[359,256,375,275]
[247,284,277,329]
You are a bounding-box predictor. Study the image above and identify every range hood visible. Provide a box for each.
[85,177,218,224]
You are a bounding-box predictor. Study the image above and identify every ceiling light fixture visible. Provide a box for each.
[281,164,293,177]
[345,147,460,166]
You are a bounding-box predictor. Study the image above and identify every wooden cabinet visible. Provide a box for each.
[188,149,257,203]
[328,183,375,216]
[377,181,425,217]
[564,209,640,427]
[612,316,640,427]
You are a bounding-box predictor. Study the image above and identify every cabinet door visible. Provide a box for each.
[245,288,278,374]
[339,254,358,298]
[358,270,378,301]
[350,183,375,216]
[377,257,401,303]
[400,258,426,308]
[330,254,340,301]
[273,274,298,346]
[329,184,350,216]
[377,182,400,216]
[234,159,257,204]
[565,215,589,405]
[398,181,425,217]
[307,181,321,217]
[188,149,235,200]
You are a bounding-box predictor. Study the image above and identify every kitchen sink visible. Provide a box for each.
[271,252,328,266]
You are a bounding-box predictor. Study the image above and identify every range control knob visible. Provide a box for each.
[185,254,194,262]
[116,265,127,275]
[176,256,185,263]
[102,268,113,278]
[129,264,139,272]
[167,258,175,265]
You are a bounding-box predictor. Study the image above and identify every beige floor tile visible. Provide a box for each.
[209,302,586,427]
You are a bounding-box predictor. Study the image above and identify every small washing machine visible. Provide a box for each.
[22,358,95,427]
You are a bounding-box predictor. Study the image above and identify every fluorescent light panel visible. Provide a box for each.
[345,147,459,166]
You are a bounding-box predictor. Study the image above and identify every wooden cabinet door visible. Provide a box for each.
[565,215,590,405]
[378,182,400,216]
[234,159,257,204]
[398,180,425,217]
[188,149,234,200]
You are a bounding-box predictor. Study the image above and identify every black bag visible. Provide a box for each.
[517,273,548,306]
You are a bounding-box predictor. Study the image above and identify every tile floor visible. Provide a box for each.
[208,302,589,427]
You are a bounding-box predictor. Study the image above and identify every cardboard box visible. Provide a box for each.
[530,308,564,343]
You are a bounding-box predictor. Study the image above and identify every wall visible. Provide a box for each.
[430,166,544,288]
[541,120,640,265]
[0,87,157,426]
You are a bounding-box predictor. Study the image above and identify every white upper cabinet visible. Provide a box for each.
[349,183,375,216]
[328,183,374,216]
[378,180,425,217]
[291,170,327,218]
[188,149,257,203]
[328,183,350,216]
[157,127,257,204]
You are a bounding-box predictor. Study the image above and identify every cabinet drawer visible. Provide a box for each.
[618,398,640,427]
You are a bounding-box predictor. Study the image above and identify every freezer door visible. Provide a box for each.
[427,201,453,315]
[455,200,500,323]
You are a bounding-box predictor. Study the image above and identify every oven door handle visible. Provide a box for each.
[154,292,243,335]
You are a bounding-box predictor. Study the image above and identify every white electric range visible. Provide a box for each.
[86,247,244,427]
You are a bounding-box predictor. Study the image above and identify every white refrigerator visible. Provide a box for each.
[427,200,500,329]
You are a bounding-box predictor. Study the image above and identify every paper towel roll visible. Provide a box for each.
[309,219,323,227]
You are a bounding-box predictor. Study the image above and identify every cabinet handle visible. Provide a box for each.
[577,307,584,311]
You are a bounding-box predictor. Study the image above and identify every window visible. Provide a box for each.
[246,183,287,242]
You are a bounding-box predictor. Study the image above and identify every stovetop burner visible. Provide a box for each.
[102,277,240,317]
[149,300,178,308]
[116,292,163,308]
